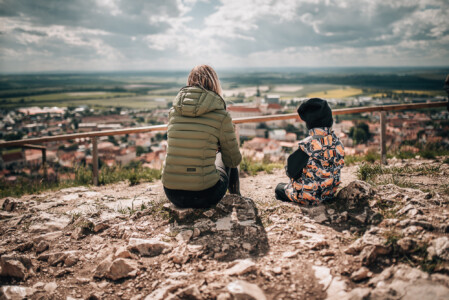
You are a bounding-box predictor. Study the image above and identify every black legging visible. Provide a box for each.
[164,152,235,209]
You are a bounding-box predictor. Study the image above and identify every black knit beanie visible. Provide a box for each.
[297,98,333,130]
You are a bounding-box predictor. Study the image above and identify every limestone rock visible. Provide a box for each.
[128,238,173,257]
[38,250,80,267]
[163,203,195,221]
[350,267,372,281]
[344,288,371,300]
[29,218,70,234]
[144,280,186,300]
[0,254,32,280]
[44,282,58,293]
[227,280,267,300]
[176,230,193,244]
[93,221,109,233]
[0,286,35,299]
[13,242,33,252]
[345,227,387,255]
[360,244,391,266]
[107,258,138,281]
[94,257,138,280]
[0,259,27,280]
[2,198,19,212]
[35,241,49,254]
[172,285,202,300]
[170,245,191,265]
[223,259,256,276]
[115,247,137,259]
[336,180,374,205]
[367,265,449,300]
[397,237,418,254]
[427,237,449,261]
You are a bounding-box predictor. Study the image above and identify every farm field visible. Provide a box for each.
[306,87,364,98]
[392,89,446,95]
[1,93,169,109]
[8,91,135,102]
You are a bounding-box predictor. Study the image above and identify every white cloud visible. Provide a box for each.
[0,0,448,72]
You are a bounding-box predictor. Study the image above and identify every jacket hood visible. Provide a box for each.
[173,86,226,117]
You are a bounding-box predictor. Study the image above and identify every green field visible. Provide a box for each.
[0,92,173,109]
[0,69,446,110]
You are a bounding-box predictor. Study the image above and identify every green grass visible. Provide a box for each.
[357,163,441,188]
[345,151,381,166]
[0,163,161,198]
[240,156,283,176]
[357,163,383,181]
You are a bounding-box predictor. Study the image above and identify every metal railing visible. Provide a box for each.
[1,101,447,185]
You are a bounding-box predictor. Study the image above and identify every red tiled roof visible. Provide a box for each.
[267,103,282,109]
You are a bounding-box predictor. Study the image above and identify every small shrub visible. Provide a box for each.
[395,151,416,160]
[419,149,436,159]
[240,156,283,176]
[128,171,139,186]
[357,163,383,181]
[364,151,380,163]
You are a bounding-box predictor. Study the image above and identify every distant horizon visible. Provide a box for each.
[2,65,449,76]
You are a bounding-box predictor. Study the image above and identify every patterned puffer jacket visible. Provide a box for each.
[285,127,345,205]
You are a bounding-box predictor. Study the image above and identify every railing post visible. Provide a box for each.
[41,148,47,180]
[380,111,387,165]
[92,137,99,186]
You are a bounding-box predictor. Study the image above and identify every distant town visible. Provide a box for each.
[1,92,448,183]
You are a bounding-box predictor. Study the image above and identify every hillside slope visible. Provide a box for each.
[1,159,449,299]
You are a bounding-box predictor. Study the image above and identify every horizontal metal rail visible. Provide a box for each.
[0,101,447,148]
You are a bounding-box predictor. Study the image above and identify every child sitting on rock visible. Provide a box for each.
[275,98,345,205]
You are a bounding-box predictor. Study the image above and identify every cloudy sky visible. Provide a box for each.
[0,0,448,72]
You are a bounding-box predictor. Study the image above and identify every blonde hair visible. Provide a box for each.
[187,65,222,96]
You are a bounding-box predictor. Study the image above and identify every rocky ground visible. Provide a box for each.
[1,158,449,299]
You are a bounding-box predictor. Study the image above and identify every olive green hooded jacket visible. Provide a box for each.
[162,86,242,191]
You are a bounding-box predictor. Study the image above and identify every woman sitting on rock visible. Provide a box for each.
[162,65,242,208]
[275,98,345,205]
